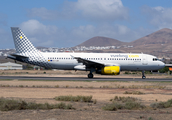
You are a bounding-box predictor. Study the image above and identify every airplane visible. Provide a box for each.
[8,27,165,79]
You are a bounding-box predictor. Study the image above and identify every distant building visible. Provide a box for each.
[0,62,23,70]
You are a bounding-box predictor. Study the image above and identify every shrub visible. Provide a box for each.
[150,99,172,109]
[148,117,153,120]
[103,101,144,111]
[19,85,24,88]
[93,99,97,104]
[102,104,117,111]
[0,98,27,111]
[124,101,144,110]
[0,98,74,111]
[159,67,169,73]
[124,91,144,95]
[102,103,121,111]
[111,96,137,103]
[145,71,152,74]
[104,96,145,111]
[54,95,92,102]
[124,71,130,74]
[55,85,59,88]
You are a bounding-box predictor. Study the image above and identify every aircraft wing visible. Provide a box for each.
[74,57,104,66]
[72,55,119,68]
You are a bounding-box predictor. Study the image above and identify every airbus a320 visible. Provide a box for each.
[8,27,165,79]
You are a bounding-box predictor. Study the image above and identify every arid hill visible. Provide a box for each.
[77,28,172,47]
[131,28,172,46]
[77,36,127,47]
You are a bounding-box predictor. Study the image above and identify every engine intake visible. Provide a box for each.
[101,66,120,75]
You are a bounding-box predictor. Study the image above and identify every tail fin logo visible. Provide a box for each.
[20,36,23,39]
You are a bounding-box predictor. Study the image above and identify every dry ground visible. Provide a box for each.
[0,70,172,120]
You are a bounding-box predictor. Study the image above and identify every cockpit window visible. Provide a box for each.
[153,58,159,61]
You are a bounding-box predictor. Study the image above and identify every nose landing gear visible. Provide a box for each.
[142,71,146,79]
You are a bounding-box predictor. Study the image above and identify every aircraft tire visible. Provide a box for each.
[88,73,93,78]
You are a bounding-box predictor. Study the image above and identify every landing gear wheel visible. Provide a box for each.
[142,71,146,79]
[142,76,146,79]
[88,73,93,78]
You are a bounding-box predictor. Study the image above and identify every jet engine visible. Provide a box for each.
[98,66,120,75]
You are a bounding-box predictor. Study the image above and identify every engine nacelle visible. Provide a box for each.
[74,65,86,70]
[101,66,120,75]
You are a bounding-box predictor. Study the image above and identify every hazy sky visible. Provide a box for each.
[0,0,172,49]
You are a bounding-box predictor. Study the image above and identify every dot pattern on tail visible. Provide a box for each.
[11,27,52,69]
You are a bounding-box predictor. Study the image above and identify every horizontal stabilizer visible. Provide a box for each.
[165,64,172,67]
[10,53,28,58]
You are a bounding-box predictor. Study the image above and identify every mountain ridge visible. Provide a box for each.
[76,28,172,47]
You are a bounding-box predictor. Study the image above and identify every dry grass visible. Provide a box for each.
[0,97,74,111]
[123,91,145,95]
[150,99,172,109]
[54,95,93,102]
[103,96,144,111]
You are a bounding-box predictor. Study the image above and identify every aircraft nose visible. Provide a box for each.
[159,61,165,67]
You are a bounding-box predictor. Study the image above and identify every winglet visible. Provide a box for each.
[70,55,75,59]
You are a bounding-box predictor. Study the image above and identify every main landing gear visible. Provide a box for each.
[142,71,146,79]
[88,72,94,78]
[88,68,95,78]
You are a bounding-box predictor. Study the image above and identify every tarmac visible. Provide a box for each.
[0,76,172,82]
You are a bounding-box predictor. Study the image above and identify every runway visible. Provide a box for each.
[0,76,172,82]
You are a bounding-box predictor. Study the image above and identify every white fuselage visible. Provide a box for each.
[41,52,165,71]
